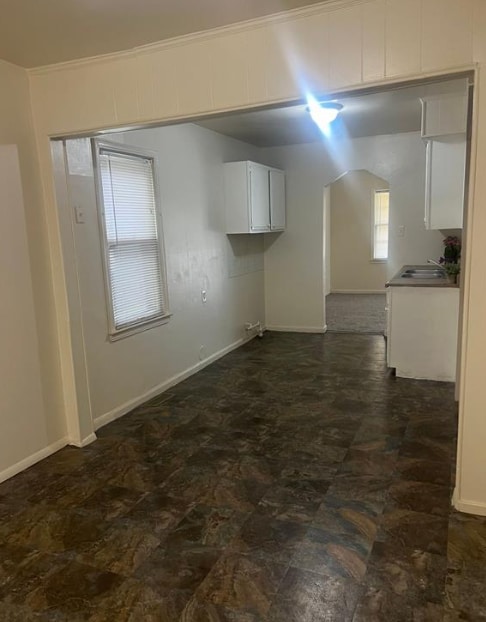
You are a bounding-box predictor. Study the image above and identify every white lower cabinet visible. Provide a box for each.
[387,286,459,382]
[224,161,285,234]
[385,288,391,339]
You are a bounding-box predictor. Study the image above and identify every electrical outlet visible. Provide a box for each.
[199,345,206,360]
[201,290,207,303]
[397,225,406,237]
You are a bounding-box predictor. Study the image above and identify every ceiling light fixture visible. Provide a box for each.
[306,95,343,133]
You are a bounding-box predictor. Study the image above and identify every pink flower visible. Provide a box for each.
[443,236,460,247]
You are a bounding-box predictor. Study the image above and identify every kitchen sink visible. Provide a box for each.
[400,268,446,279]
[399,267,446,279]
[400,273,445,279]
[395,266,448,281]
[404,269,445,275]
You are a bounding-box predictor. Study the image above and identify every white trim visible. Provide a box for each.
[108,314,171,342]
[47,70,476,142]
[0,438,69,485]
[265,325,328,334]
[330,289,386,294]
[28,0,364,75]
[455,69,478,519]
[453,489,486,516]
[94,334,256,431]
[69,432,97,448]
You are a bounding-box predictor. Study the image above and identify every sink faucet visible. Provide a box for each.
[427,259,443,268]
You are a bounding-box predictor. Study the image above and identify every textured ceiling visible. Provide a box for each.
[196,79,469,147]
[0,0,328,68]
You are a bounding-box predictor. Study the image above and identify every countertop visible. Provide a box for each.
[386,265,459,288]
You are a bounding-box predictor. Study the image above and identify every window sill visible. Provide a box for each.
[370,259,388,264]
[108,314,172,342]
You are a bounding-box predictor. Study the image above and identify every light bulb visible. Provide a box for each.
[306,95,343,134]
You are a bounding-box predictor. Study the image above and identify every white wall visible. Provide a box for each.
[324,184,331,297]
[65,124,266,424]
[0,146,49,477]
[262,132,445,330]
[330,169,389,292]
[0,62,66,482]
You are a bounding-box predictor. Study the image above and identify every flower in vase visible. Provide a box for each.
[443,236,461,264]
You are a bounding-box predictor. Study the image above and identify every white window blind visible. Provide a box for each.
[373,190,389,260]
[96,145,168,334]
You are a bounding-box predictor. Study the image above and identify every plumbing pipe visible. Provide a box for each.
[245,321,264,338]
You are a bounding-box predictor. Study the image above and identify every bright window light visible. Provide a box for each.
[94,141,170,337]
[373,189,390,260]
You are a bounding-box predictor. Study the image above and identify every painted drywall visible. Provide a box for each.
[262,132,444,331]
[330,170,389,292]
[64,124,266,422]
[0,61,67,481]
[13,0,486,512]
[0,145,50,476]
[324,184,331,297]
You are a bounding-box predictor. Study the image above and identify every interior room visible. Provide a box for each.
[326,170,389,333]
[55,77,468,428]
[2,1,486,620]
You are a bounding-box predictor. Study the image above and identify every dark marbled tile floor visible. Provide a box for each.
[0,332,485,620]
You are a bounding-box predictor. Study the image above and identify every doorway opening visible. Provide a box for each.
[50,71,473,440]
[325,169,389,335]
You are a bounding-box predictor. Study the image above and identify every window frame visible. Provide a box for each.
[92,139,170,341]
[371,188,390,263]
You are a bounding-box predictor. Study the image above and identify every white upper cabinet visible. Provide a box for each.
[425,137,466,230]
[224,161,286,234]
[421,88,468,230]
[269,168,286,231]
[420,91,468,138]
[248,162,270,232]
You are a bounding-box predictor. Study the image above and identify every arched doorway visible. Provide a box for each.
[324,169,390,334]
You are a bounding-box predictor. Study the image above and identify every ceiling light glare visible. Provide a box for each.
[306,95,343,134]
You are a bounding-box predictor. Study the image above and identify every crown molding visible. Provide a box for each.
[29,0,368,76]
[0,57,29,72]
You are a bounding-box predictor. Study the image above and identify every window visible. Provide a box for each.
[94,141,169,338]
[373,189,389,260]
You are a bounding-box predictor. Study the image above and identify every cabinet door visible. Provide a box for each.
[249,163,270,232]
[425,138,466,230]
[421,92,468,138]
[269,169,286,231]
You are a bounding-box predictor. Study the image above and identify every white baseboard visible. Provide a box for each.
[396,368,455,382]
[330,289,386,294]
[266,325,327,334]
[452,489,486,516]
[94,334,255,431]
[0,437,69,485]
[69,432,97,448]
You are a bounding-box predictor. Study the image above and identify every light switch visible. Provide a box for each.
[74,205,85,224]
[201,290,207,303]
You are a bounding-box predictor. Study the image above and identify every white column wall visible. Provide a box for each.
[0,61,68,482]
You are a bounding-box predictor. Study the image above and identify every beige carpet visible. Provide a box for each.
[326,293,386,334]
